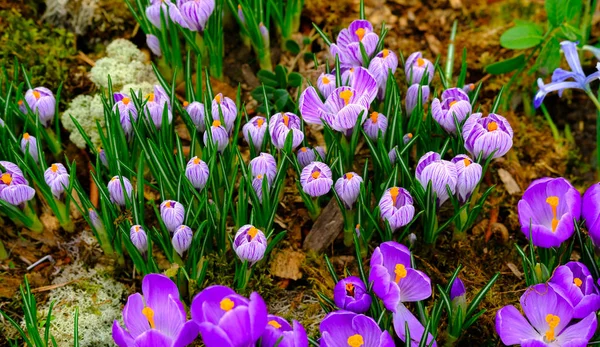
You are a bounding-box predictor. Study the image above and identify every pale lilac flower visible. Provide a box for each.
[268,112,304,150]
[44,163,70,199]
[317,73,336,99]
[405,84,430,117]
[368,49,399,99]
[415,152,457,205]
[329,20,380,68]
[242,116,267,151]
[113,93,138,137]
[452,154,482,203]
[172,225,193,256]
[249,152,277,184]
[130,225,148,254]
[211,93,237,132]
[184,101,206,132]
[146,34,162,57]
[185,156,209,190]
[335,172,363,209]
[463,113,513,159]
[233,224,267,264]
[203,120,229,152]
[21,133,38,163]
[160,200,185,232]
[25,87,55,127]
[378,187,415,230]
[431,88,472,133]
[362,112,388,141]
[405,52,434,85]
[300,162,333,197]
[107,176,133,206]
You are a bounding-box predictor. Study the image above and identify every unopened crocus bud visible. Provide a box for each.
[452,155,482,203]
[335,172,363,209]
[297,147,315,169]
[211,93,237,132]
[185,156,209,190]
[363,112,388,141]
[242,116,267,151]
[172,225,193,256]
[462,83,475,94]
[146,34,162,57]
[252,174,269,203]
[130,225,148,253]
[18,99,27,114]
[431,88,472,133]
[408,233,417,246]
[416,152,457,206]
[20,133,38,163]
[25,87,55,127]
[233,224,267,264]
[259,23,269,48]
[249,153,277,184]
[388,146,398,164]
[300,162,333,197]
[160,200,185,232]
[184,100,206,132]
[379,187,415,230]
[203,120,229,152]
[98,148,108,168]
[144,86,173,129]
[107,176,133,206]
[583,183,600,246]
[44,163,70,199]
[403,133,413,145]
[113,93,138,136]
[317,73,336,99]
[315,146,326,160]
[0,173,35,206]
[450,277,466,301]
[333,276,372,313]
[405,52,434,85]
[368,48,399,99]
[178,0,215,31]
[237,4,245,24]
[462,113,513,159]
[269,112,304,150]
[88,208,104,232]
[405,84,430,116]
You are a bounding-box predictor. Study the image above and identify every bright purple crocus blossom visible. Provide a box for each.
[462,112,513,160]
[300,162,333,197]
[249,152,277,185]
[378,187,415,231]
[25,87,55,127]
[416,152,457,206]
[112,274,199,347]
[108,176,133,206]
[21,133,38,163]
[368,49,399,99]
[186,156,209,191]
[130,225,148,254]
[363,112,388,141]
[319,311,394,347]
[44,163,70,199]
[268,112,304,149]
[405,84,430,117]
[431,88,472,133]
[242,116,267,151]
[333,276,372,313]
[329,20,379,68]
[335,172,363,209]
[204,120,229,152]
[113,93,138,137]
[211,93,237,132]
[495,283,597,346]
[393,304,438,347]
[233,224,267,264]
[160,200,185,232]
[261,315,308,347]
[172,225,193,256]
[517,177,581,248]
[369,241,431,312]
[184,101,205,132]
[583,183,600,246]
[405,52,434,85]
[549,262,600,319]
[317,73,336,99]
[452,154,482,203]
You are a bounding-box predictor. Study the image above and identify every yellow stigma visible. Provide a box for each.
[111,176,118,182]
[487,121,498,131]
[546,196,559,232]
[268,320,282,329]
[257,118,265,127]
[213,120,221,127]
[300,147,307,152]
[147,93,155,102]
[183,101,189,107]
[23,133,30,140]
[165,201,172,208]
[394,263,407,283]
[215,94,222,104]
[1,173,12,185]
[220,298,235,311]
[122,97,130,105]
[248,226,258,239]
[134,225,141,232]
[238,4,241,9]
[322,76,330,84]
[33,90,41,99]
[383,49,389,58]
[339,90,353,106]
[51,164,58,172]
[345,173,354,180]
[283,114,290,127]
[463,158,471,167]
[389,187,399,205]
[193,157,200,165]
[311,171,321,179]
[417,58,425,67]
[544,314,560,342]
[370,112,378,123]
[470,84,475,91]
[574,277,583,287]
[257,174,263,179]
[407,133,413,139]
[18,100,23,106]
[142,307,156,329]
[347,334,364,347]
[355,28,366,41]
[345,282,355,296]
[449,101,458,107]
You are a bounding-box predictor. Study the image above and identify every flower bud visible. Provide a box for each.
[107,176,133,206]
[334,172,363,209]
[172,225,193,256]
[25,87,55,127]
[415,152,457,206]
[249,153,277,184]
[452,154,482,203]
[211,93,237,132]
[185,156,209,190]
[362,112,388,141]
[184,101,205,132]
[269,112,304,150]
[405,84,430,117]
[203,120,229,152]
[317,73,336,99]
[378,187,415,230]
[300,162,333,197]
[44,163,70,199]
[242,116,267,151]
[405,52,434,85]
[21,133,38,163]
[160,200,185,232]
[146,34,162,57]
[130,225,148,253]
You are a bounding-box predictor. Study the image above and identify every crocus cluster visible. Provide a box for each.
[0,161,35,207]
[145,0,215,32]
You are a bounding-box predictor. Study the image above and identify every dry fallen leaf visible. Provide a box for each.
[270,249,305,280]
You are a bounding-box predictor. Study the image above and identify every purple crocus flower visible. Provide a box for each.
[415,152,457,206]
[462,83,475,94]
[44,163,70,199]
[333,276,372,313]
[190,286,268,347]
[145,86,173,129]
[335,172,363,209]
[0,161,24,178]
[535,41,600,109]
[405,84,430,117]
[98,147,108,168]
[242,116,267,151]
[317,73,336,99]
[431,88,472,133]
[251,174,269,203]
[329,20,380,68]
[583,183,600,246]
[517,177,581,248]
[369,241,431,312]
[249,152,277,184]
[233,224,267,264]
[184,101,206,132]
[297,147,317,168]
[405,52,434,85]
[25,87,55,127]
[319,311,394,347]
[368,49,399,99]
[146,34,162,57]
[378,187,415,231]
[21,133,38,163]
[300,162,333,197]
[108,176,133,206]
[450,277,466,301]
[495,283,597,346]
[259,23,269,47]
[145,0,170,29]
[88,208,104,233]
[112,274,199,347]
[0,173,35,206]
[185,156,209,191]
[113,93,138,137]
[268,112,304,150]
[175,0,215,31]
[299,67,377,134]
[160,200,185,232]
[18,100,27,114]
[393,304,438,347]
[211,93,237,132]
[462,112,513,159]
[403,133,413,145]
[549,262,600,319]
[452,154,482,203]
[363,112,388,141]
[130,225,148,254]
[203,120,229,152]
[261,315,308,347]
[172,225,193,256]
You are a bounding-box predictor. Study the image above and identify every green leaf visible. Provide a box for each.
[565,0,583,22]
[273,89,289,110]
[559,23,582,41]
[285,39,301,55]
[484,54,526,74]
[256,70,278,87]
[288,72,303,87]
[500,24,544,49]
[533,38,561,73]
[275,65,288,88]
[545,0,566,27]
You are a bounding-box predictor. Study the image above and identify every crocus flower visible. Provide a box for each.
[378,187,415,231]
[317,73,336,99]
[18,100,27,114]
[329,20,379,68]
[333,276,372,313]
[462,83,475,94]
[299,67,377,134]
[242,116,267,151]
[175,0,215,31]
[362,112,388,141]
[98,147,109,168]
[261,315,308,347]
[431,88,472,133]
[108,176,133,206]
[315,146,326,160]
[145,0,170,29]
[113,93,138,137]
[297,147,317,168]
[300,162,333,197]
[233,224,267,264]
[185,156,209,191]
[535,41,600,108]
[203,120,229,152]
[259,23,269,47]
[145,85,173,129]
[211,93,237,132]
[517,177,581,248]
[319,311,394,347]
[112,274,199,347]
[415,152,457,206]
[146,34,162,57]
[190,286,268,347]
[249,152,277,185]
[369,241,431,312]
[368,48,399,99]
[549,262,600,319]
[405,84,430,117]
[184,101,206,132]
[0,161,24,178]
[452,154,482,203]
[393,304,438,347]
[0,173,35,206]
[495,283,597,346]
[388,147,399,165]
[130,225,148,254]
[450,277,466,301]
[44,163,70,199]
[88,208,104,233]
[269,112,304,150]
[172,225,193,256]
[21,133,38,163]
[584,183,600,245]
[335,172,363,209]
[160,200,185,232]
[462,112,513,159]
[405,52,434,85]
[404,133,413,145]
[252,174,269,203]
[25,87,55,127]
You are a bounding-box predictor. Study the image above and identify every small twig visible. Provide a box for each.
[77,51,96,67]
[31,279,79,293]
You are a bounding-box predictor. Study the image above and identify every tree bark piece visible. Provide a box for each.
[303,199,344,252]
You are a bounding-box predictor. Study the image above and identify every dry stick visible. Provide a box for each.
[31,279,80,293]
[77,51,96,67]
